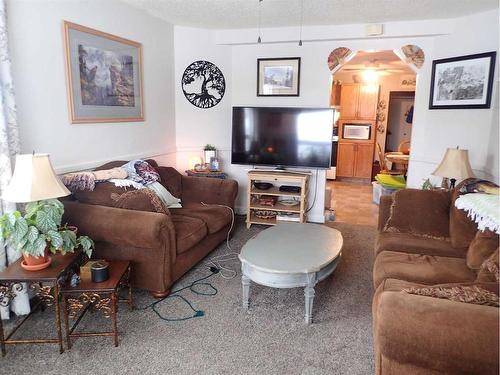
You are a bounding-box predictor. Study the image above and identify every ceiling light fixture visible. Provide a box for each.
[298,0,304,46]
[257,0,263,44]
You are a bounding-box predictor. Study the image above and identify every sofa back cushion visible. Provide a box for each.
[155,166,182,198]
[467,230,499,270]
[449,179,480,248]
[74,182,131,207]
[384,188,451,239]
[111,189,169,215]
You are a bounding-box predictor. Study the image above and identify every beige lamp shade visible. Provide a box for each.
[432,148,475,180]
[2,154,70,203]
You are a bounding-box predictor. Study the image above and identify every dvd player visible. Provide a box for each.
[279,185,301,193]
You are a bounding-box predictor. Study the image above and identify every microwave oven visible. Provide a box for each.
[342,124,371,140]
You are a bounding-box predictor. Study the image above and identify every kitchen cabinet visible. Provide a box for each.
[339,83,379,120]
[337,142,374,179]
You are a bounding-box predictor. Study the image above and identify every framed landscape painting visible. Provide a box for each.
[429,52,496,109]
[63,21,144,123]
[257,57,301,96]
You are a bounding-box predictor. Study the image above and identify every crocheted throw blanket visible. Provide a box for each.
[455,193,500,234]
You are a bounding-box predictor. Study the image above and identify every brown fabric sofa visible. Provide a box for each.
[62,159,238,297]
[373,187,499,375]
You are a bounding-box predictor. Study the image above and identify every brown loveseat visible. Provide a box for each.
[373,186,499,374]
[63,160,238,297]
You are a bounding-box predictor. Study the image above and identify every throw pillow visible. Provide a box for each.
[449,179,480,248]
[403,285,499,307]
[111,189,169,215]
[476,248,499,283]
[467,230,499,270]
[383,188,451,239]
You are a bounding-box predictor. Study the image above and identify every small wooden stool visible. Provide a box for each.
[61,260,132,348]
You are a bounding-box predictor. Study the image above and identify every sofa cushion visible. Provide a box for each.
[449,180,479,248]
[155,166,182,199]
[467,230,499,270]
[74,182,134,207]
[477,249,499,282]
[373,251,476,288]
[403,285,499,307]
[111,189,169,215]
[384,189,451,239]
[170,215,208,254]
[170,202,231,234]
[376,232,466,258]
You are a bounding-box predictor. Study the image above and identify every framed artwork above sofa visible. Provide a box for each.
[63,21,144,123]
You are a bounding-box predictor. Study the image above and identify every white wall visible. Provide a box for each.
[8,0,176,173]
[219,9,499,188]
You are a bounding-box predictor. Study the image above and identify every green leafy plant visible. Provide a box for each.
[204,144,216,151]
[0,199,94,257]
[421,178,437,190]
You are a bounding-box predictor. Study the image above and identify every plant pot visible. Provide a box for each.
[21,248,51,271]
[204,150,216,164]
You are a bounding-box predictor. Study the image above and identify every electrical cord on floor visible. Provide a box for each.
[137,270,218,322]
[137,202,238,322]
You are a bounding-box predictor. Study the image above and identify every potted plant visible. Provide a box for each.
[204,144,217,164]
[0,199,94,270]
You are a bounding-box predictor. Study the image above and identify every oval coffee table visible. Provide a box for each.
[239,223,343,324]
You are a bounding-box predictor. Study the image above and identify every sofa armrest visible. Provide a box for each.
[378,195,393,232]
[63,201,176,250]
[181,176,238,208]
[375,290,499,374]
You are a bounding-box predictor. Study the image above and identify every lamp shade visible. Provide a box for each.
[2,154,70,203]
[432,148,475,180]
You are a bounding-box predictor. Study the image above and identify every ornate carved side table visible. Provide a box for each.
[0,251,84,356]
[61,260,132,349]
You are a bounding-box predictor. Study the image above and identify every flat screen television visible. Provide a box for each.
[231,106,334,169]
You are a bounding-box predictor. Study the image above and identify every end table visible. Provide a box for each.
[185,170,227,179]
[0,251,84,356]
[61,260,132,348]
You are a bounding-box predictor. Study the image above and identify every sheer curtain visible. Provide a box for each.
[0,0,29,319]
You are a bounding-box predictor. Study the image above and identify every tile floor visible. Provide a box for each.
[326,180,379,226]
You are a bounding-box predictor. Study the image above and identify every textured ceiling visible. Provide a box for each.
[340,50,415,74]
[122,0,498,29]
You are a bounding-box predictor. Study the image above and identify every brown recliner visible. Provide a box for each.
[63,160,238,298]
[373,186,499,375]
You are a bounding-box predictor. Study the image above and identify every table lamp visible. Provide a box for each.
[432,147,475,189]
[3,153,70,203]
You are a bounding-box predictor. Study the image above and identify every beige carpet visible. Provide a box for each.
[1,219,376,375]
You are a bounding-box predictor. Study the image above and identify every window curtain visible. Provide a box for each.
[0,0,29,319]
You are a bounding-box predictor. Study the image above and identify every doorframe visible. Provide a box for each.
[385,91,416,151]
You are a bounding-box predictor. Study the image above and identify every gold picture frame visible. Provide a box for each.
[63,21,144,123]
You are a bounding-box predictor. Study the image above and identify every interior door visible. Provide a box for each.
[357,85,379,120]
[339,84,359,119]
[336,143,356,177]
[354,143,374,178]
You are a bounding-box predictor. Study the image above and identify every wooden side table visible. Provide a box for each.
[61,260,132,348]
[0,251,84,356]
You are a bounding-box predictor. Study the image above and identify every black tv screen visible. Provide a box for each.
[231,107,334,169]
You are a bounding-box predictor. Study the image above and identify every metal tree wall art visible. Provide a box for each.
[181,60,225,108]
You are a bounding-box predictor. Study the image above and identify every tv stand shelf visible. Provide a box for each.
[246,170,309,228]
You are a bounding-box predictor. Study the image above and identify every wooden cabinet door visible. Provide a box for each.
[336,143,356,177]
[339,84,359,119]
[357,85,379,120]
[354,143,374,178]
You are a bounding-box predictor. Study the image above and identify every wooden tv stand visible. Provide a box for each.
[246,170,309,228]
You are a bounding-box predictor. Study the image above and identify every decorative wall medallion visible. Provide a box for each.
[401,45,425,69]
[327,47,353,74]
[182,60,225,108]
[376,100,387,134]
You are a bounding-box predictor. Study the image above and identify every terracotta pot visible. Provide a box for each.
[23,248,49,266]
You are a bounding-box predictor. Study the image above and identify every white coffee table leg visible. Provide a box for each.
[242,274,250,309]
[304,274,316,324]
